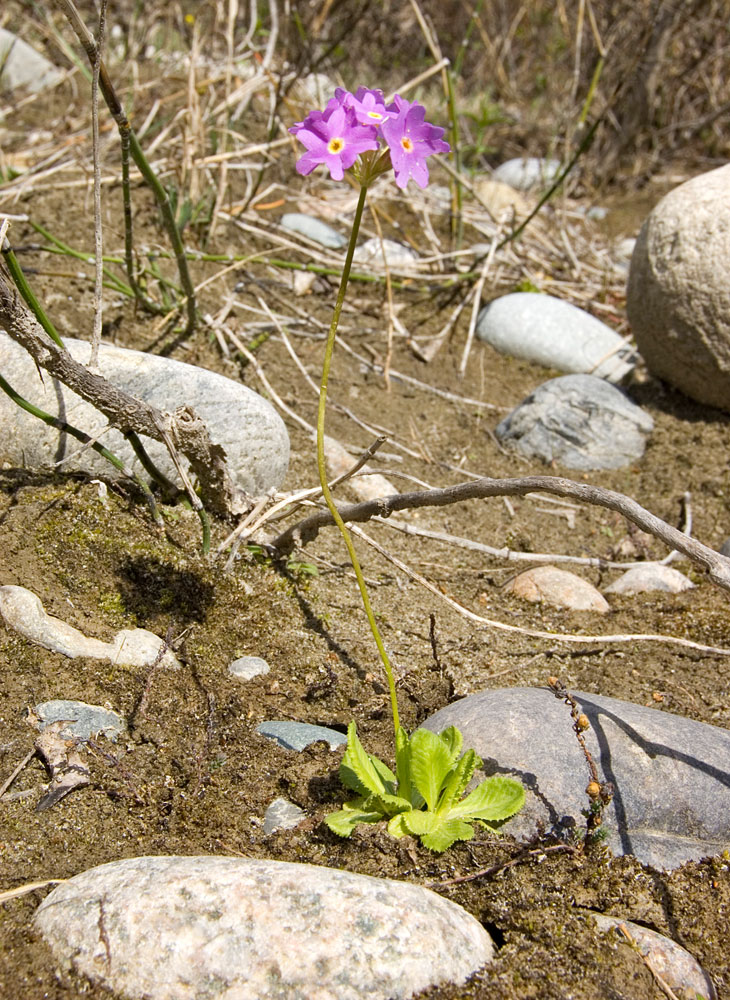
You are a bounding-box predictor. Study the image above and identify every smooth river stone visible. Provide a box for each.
[0,334,289,496]
[477,292,635,382]
[34,855,494,1000]
[280,212,346,249]
[422,686,730,870]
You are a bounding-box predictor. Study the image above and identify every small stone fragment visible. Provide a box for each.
[493,157,561,191]
[0,28,63,93]
[229,655,270,680]
[354,238,419,267]
[256,720,346,751]
[604,563,695,595]
[324,436,397,502]
[34,855,494,1000]
[592,914,717,1000]
[504,566,609,613]
[33,700,126,742]
[0,585,181,669]
[280,212,347,249]
[263,797,306,834]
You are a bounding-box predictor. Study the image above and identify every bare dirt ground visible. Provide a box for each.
[1,9,729,998]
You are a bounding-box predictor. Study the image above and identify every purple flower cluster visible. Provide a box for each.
[290,87,450,189]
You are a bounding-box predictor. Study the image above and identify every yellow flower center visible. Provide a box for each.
[401,137,414,152]
[367,111,384,121]
[328,137,345,154]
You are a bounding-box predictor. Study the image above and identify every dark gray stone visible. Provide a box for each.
[496,374,653,470]
[35,855,493,999]
[422,686,730,870]
[256,720,346,751]
[476,292,635,382]
[34,700,126,742]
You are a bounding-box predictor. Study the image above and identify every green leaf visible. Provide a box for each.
[420,819,475,852]
[437,726,463,762]
[386,812,411,838]
[401,811,475,852]
[436,748,480,815]
[339,722,391,797]
[409,728,454,811]
[325,801,385,838]
[373,792,413,816]
[448,775,526,822]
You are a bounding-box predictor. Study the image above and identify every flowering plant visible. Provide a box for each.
[290,89,524,851]
[290,87,450,189]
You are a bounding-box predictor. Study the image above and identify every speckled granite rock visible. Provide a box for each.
[422,687,730,870]
[35,855,494,1000]
[627,164,730,411]
[0,334,289,496]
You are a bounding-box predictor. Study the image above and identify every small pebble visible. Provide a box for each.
[229,655,270,680]
[280,212,346,249]
[504,565,609,613]
[256,720,347,751]
[263,797,306,834]
[353,238,419,267]
[604,563,695,595]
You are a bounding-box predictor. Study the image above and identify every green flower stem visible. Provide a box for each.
[1,240,65,348]
[0,371,160,524]
[316,183,401,738]
[29,222,133,297]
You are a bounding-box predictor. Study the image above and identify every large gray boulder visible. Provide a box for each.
[35,856,494,999]
[0,334,289,495]
[627,165,730,410]
[422,687,730,870]
[495,374,653,469]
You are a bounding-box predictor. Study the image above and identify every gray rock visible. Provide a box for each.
[0,334,289,496]
[256,720,347,751]
[591,914,717,999]
[496,374,653,470]
[604,563,695,595]
[422,686,730,870]
[492,157,561,191]
[280,213,346,249]
[229,655,270,680]
[34,855,493,1000]
[34,700,126,742]
[0,28,63,93]
[476,292,635,382]
[353,238,419,268]
[627,164,730,411]
[263,797,306,834]
[504,566,609,613]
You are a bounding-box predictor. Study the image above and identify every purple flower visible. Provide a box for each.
[381,95,450,189]
[289,99,378,181]
[336,87,393,127]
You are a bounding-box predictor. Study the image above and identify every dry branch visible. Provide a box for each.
[271,474,730,593]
